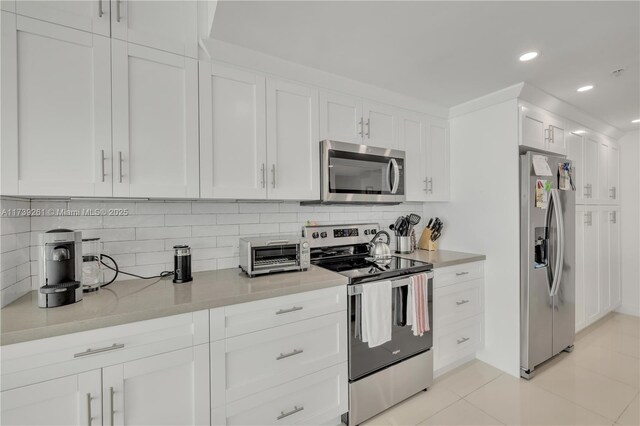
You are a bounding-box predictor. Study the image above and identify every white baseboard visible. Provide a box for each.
[615,305,640,317]
[434,353,477,379]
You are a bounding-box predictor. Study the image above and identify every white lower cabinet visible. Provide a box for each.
[104,345,210,426]
[432,262,485,375]
[1,369,102,426]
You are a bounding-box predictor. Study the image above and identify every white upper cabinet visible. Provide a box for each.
[112,41,199,198]
[14,0,110,36]
[199,63,267,200]
[566,131,584,203]
[399,111,428,201]
[363,100,399,149]
[519,103,566,155]
[427,118,450,201]
[319,91,363,144]
[103,346,210,426]
[266,79,319,200]
[111,0,198,58]
[1,14,112,197]
[583,135,599,203]
[1,369,102,425]
[607,142,620,203]
[597,138,610,204]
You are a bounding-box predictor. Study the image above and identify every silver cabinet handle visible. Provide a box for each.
[610,187,617,199]
[277,405,304,420]
[549,126,555,144]
[457,337,470,345]
[116,0,121,22]
[276,349,303,360]
[100,149,106,182]
[74,343,125,358]
[456,299,470,306]
[271,164,276,188]
[109,387,115,426]
[584,185,590,198]
[585,211,593,226]
[86,393,92,426]
[365,118,370,138]
[610,211,617,224]
[544,128,550,143]
[98,0,103,18]
[276,306,302,315]
[428,177,433,194]
[359,117,364,137]
[260,163,265,188]
[118,151,123,183]
[455,272,469,276]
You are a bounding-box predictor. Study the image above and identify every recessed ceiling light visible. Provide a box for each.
[577,85,594,92]
[574,130,586,134]
[519,51,539,62]
[632,119,640,123]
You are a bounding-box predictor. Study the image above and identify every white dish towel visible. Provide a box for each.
[406,273,430,336]
[361,280,392,348]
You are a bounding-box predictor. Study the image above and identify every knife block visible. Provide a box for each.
[418,228,439,251]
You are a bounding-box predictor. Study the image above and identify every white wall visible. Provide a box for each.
[424,99,521,376]
[617,130,640,316]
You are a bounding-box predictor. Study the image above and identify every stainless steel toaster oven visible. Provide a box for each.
[239,236,310,277]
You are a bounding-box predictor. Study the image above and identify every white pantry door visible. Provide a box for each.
[15,0,110,36]
[609,209,621,308]
[575,208,585,332]
[583,209,599,323]
[566,132,584,203]
[266,78,319,200]
[103,346,209,426]
[598,209,611,313]
[399,111,427,202]
[111,0,198,57]
[1,14,112,197]
[363,100,399,149]
[112,41,199,198]
[319,91,363,144]
[199,62,267,199]
[1,370,101,425]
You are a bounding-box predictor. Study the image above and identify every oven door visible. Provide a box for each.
[348,272,433,381]
[321,140,405,204]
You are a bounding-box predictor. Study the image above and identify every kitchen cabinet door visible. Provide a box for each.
[546,115,566,156]
[427,118,450,201]
[103,345,209,426]
[597,139,610,204]
[266,78,319,200]
[583,210,599,323]
[319,91,363,144]
[608,142,620,203]
[575,209,586,332]
[609,209,621,309]
[583,136,599,203]
[111,0,198,58]
[15,0,110,36]
[363,100,399,149]
[566,132,585,204]
[598,209,611,313]
[519,105,546,151]
[199,62,267,200]
[112,41,199,198]
[399,111,428,201]
[1,14,112,197]
[1,370,101,426]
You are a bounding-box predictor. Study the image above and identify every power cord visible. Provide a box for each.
[99,253,174,289]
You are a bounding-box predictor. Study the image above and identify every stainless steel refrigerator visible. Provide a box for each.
[520,151,575,379]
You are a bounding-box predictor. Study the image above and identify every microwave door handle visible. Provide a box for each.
[390,159,400,194]
[266,240,289,245]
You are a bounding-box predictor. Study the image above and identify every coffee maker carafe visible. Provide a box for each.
[38,229,83,308]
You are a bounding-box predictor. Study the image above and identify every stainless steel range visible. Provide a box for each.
[304,223,434,426]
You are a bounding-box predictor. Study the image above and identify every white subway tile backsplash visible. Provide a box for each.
[217,214,259,225]
[1,234,17,253]
[16,262,30,281]
[103,215,164,229]
[191,247,235,260]
[0,217,30,235]
[1,268,17,290]
[135,202,191,215]
[239,223,279,235]
[297,212,331,223]
[102,240,165,255]
[31,215,103,231]
[1,277,31,307]
[136,251,173,266]
[191,202,238,214]
[278,222,304,234]
[164,237,217,250]
[260,213,298,223]
[217,257,239,269]
[79,228,137,242]
[165,214,217,226]
[136,226,191,240]
[1,248,29,272]
[192,259,217,272]
[194,225,239,237]
[239,202,280,213]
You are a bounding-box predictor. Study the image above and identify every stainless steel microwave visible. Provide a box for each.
[320,140,406,204]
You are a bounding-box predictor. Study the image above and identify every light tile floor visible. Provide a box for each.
[362,313,640,425]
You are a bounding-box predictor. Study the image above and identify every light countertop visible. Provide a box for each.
[398,249,486,268]
[0,265,347,346]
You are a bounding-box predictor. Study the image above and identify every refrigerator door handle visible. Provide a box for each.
[549,189,565,297]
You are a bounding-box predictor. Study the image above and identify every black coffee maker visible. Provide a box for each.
[38,229,83,308]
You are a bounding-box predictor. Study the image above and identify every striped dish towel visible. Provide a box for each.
[407,273,430,336]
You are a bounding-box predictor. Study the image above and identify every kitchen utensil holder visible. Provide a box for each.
[396,236,413,254]
[418,228,439,251]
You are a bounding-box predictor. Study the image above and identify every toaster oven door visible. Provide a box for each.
[251,243,300,273]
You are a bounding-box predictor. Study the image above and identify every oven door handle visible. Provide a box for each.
[347,271,434,296]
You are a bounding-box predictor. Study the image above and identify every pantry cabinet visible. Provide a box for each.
[1,370,102,425]
[519,103,566,156]
[566,131,585,203]
[110,0,198,57]
[607,142,620,203]
[14,0,110,36]
[583,136,599,202]
[0,13,113,197]
[103,345,209,425]
[112,41,199,198]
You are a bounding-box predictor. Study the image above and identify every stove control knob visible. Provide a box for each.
[364,229,370,235]
[312,232,319,239]
[370,228,377,235]
[302,242,309,249]
[320,232,328,238]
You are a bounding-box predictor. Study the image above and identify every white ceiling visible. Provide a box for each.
[211,1,640,132]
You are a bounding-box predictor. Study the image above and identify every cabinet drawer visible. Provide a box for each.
[213,362,348,426]
[212,311,347,403]
[218,286,346,338]
[434,279,483,326]
[434,262,484,288]
[434,315,483,371]
[1,311,208,391]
